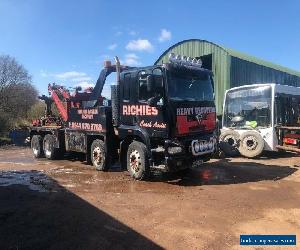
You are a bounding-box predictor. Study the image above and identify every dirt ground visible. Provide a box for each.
[0,146,299,250]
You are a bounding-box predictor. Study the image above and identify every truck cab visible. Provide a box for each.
[114,54,217,179]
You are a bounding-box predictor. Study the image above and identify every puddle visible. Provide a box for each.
[0,157,36,164]
[0,170,58,192]
[197,167,234,184]
[62,183,76,188]
[49,167,83,174]
[181,161,298,185]
[146,166,234,186]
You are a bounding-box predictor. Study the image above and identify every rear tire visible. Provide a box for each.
[238,131,264,158]
[43,134,59,160]
[127,141,149,180]
[31,135,43,158]
[91,139,108,171]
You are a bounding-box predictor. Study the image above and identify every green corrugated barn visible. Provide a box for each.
[155,39,300,115]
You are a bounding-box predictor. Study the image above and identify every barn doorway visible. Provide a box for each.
[196,54,212,71]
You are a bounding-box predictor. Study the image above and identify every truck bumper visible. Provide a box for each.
[150,135,217,172]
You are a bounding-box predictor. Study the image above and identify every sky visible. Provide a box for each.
[0,0,300,97]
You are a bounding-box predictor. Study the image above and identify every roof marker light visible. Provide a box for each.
[169,53,176,61]
[187,57,193,64]
[175,54,182,61]
[168,53,203,68]
[197,59,202,67]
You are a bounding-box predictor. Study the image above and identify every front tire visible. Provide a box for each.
[91,139,108,171]
[127,141,149,180]
[31,135,43,158]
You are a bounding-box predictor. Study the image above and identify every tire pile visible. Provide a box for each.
[219,130,264,158]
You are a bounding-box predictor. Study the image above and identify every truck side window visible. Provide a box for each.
[152,68,163,91]
[153,68,162,77]
[152,68,164,105]
[138,71,152,101]
[123,73,130,101]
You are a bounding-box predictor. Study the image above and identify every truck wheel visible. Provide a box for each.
[127,141,149,180]
[238,131,264,158]
[91,139,108,171]
[219,130,240,157]
[43,134,58,160]
[31,135,43,158]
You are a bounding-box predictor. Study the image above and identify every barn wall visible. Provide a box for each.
[230,57,300,88]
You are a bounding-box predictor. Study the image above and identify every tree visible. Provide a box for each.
[0,55,38,133]
[28,100,60,121]
[1,83,38,118]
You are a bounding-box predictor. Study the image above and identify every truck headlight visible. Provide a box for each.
[168,146,183,155]
[194,141,200,152]
[199,142,204,151]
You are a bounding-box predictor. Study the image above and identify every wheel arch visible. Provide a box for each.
[87,134,106,146]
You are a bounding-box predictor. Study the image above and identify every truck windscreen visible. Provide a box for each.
[167,71,214,102]
[223,85,272,128]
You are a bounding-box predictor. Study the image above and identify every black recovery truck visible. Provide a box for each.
[30,54,217,180]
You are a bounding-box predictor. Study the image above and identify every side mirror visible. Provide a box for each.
[146,75,153,92]
[76,86,82,92]
[147,97,156,107]
[154,75,163,90]
[147,95,161,107]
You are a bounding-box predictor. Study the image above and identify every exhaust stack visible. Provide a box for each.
[111,56,121,127]
[115,56,121,86]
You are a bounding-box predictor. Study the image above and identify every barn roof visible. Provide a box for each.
[155,39,300,77]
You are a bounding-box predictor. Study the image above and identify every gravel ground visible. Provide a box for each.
[0,146,299,249]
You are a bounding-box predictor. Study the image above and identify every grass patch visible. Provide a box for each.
[0,136,12,146]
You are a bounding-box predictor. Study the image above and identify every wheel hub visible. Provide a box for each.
[33,148,38,155]
[93,147,103,165]
[243,135,258,150]
[32,140,39,155]
[130,150,141,173]
[224,135,237,147]
[44,140,51,157]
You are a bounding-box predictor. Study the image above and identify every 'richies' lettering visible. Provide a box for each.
[122,105,158,116]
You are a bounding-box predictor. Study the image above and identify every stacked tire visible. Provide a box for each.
[238,131,264,158]
[219,130,240,157]
[219,130,264,158]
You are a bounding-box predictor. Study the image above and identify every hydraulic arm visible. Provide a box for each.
[47,83,70,122]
